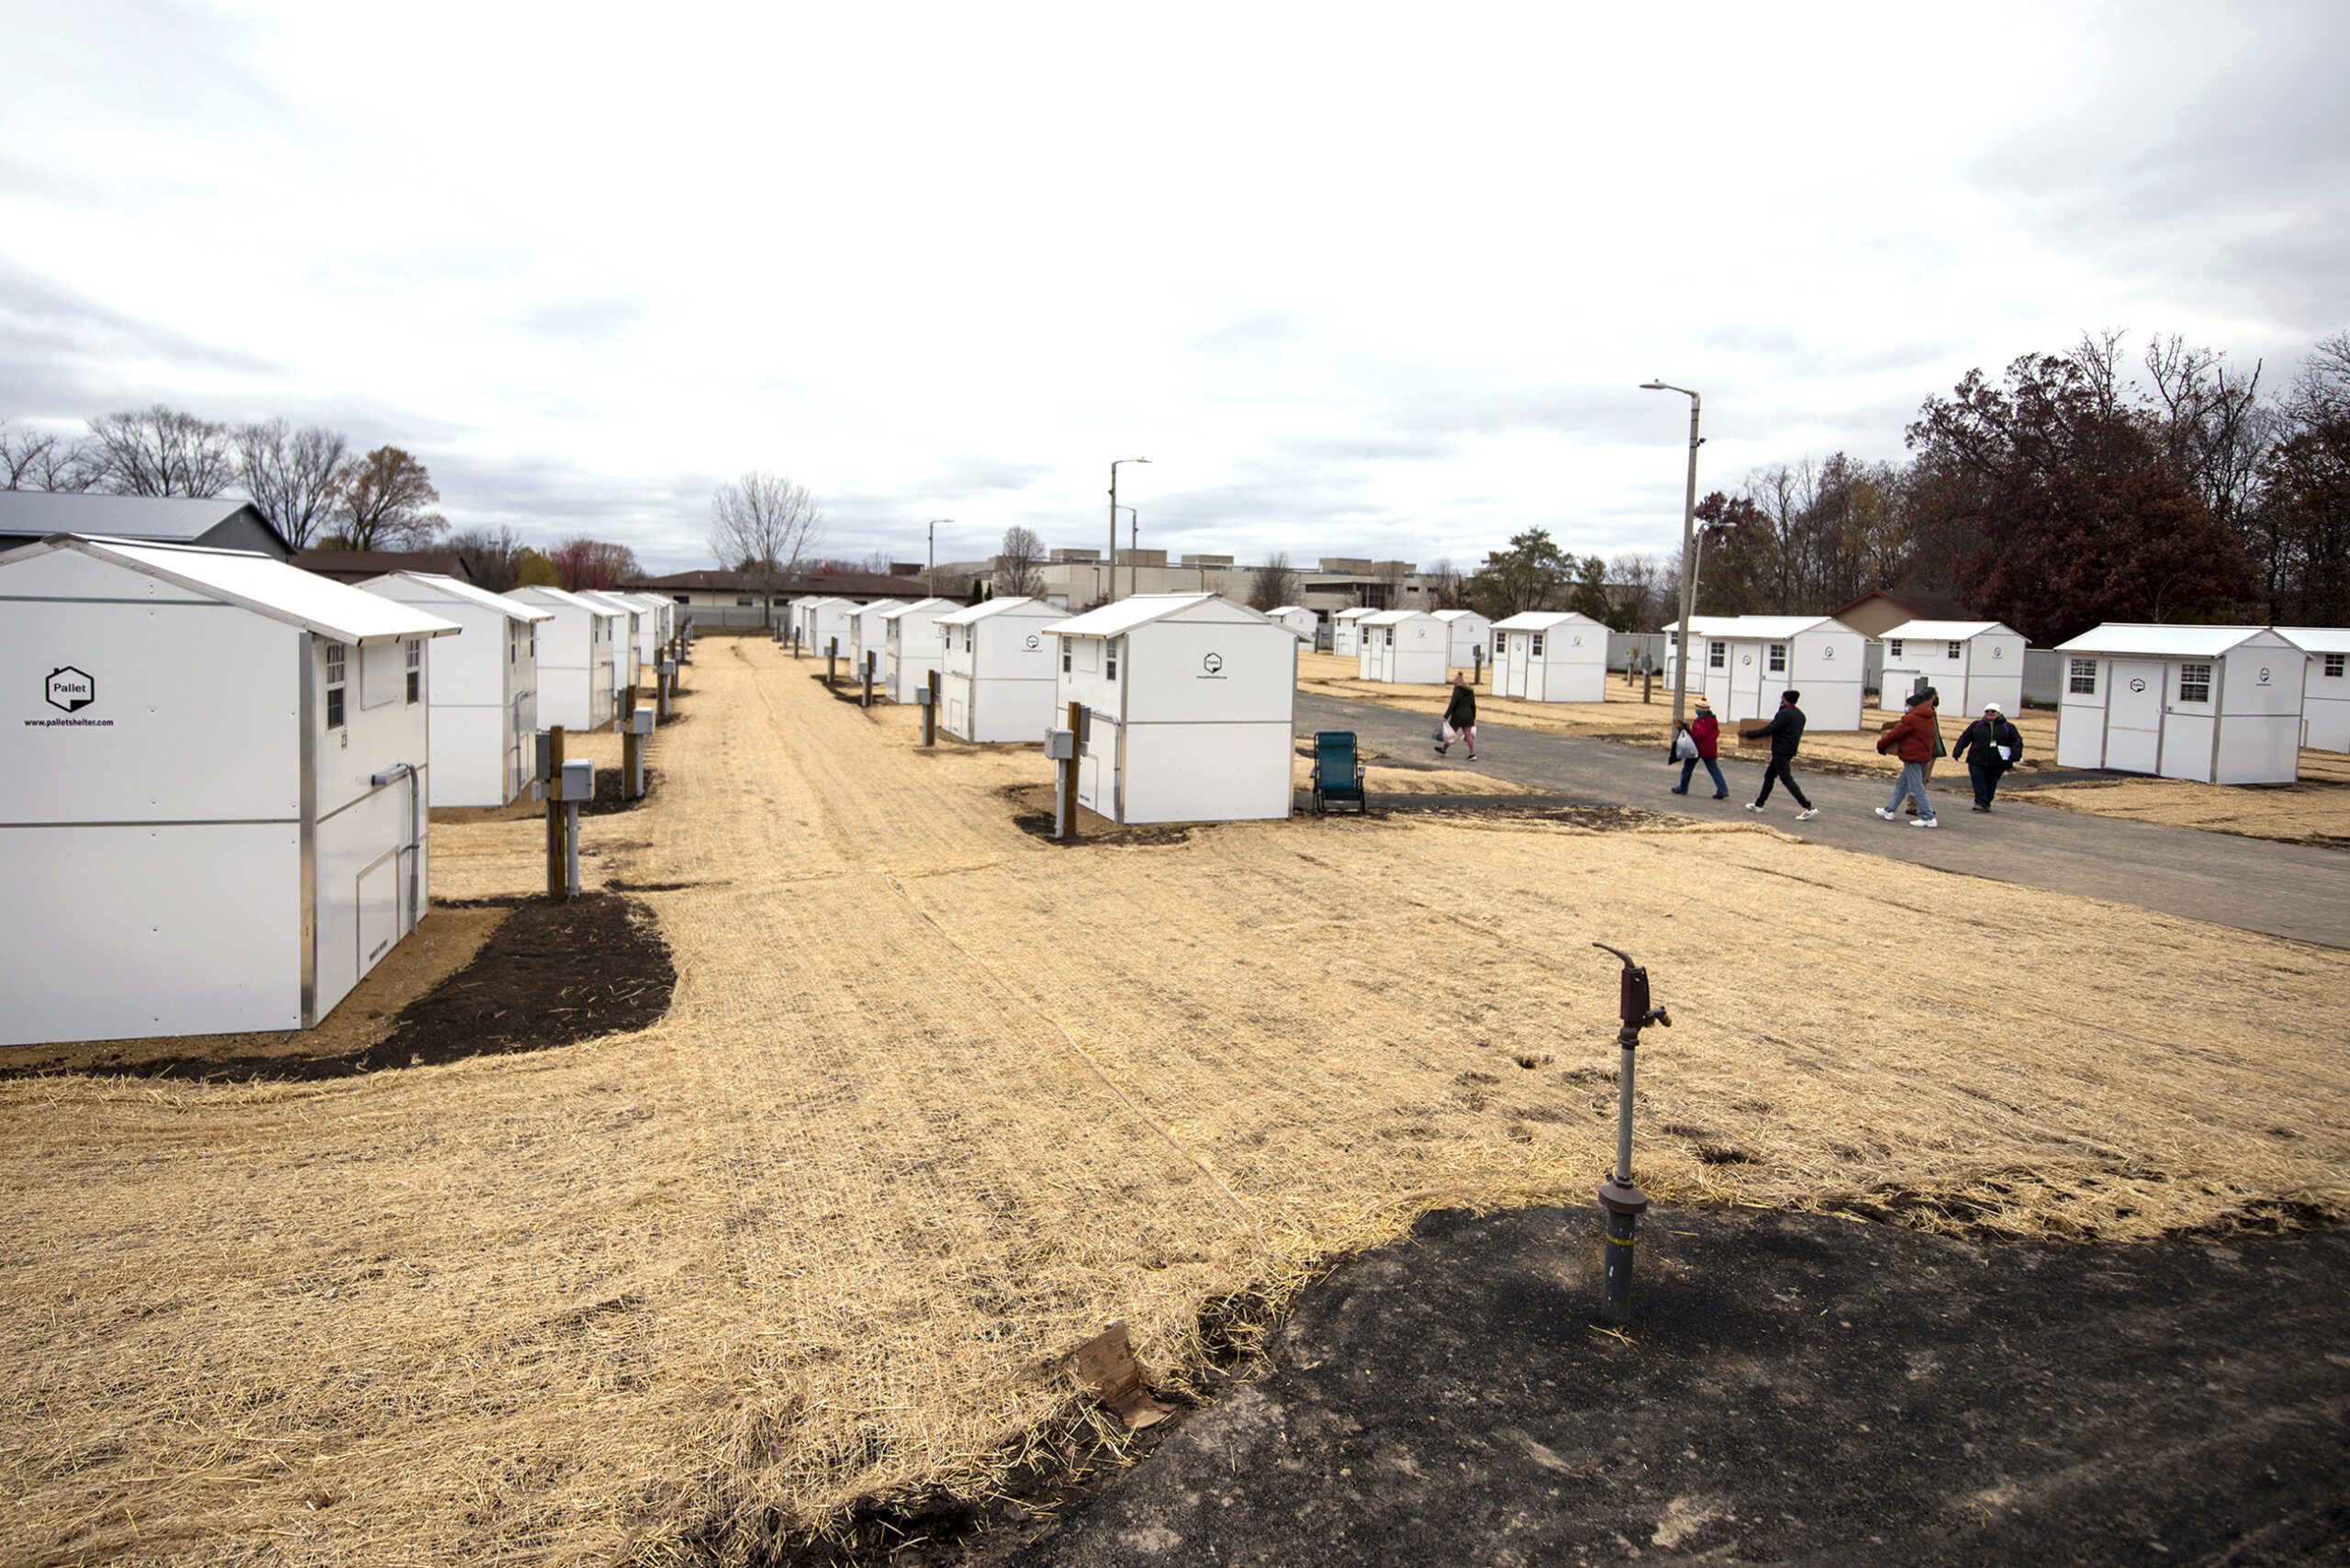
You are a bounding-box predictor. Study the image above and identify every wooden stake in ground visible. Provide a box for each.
[1059,699,1082,842]
[543,724,565,901]
[862,652,875,707]
[923,669,940,747]
[827,637,838,689]
[621,686,640,801]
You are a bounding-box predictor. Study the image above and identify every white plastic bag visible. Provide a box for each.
[1672,729,1697,761]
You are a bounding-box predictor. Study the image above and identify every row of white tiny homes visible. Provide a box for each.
[361,573,550,807]
[1,536,460,1047]
[1662,616,1868,730]
[508,585,620,733]
[1877,619,2027,715]
[881,597,957,702]
[936,596,1065,741]
[577,589,643,713]
[849,597,908,678]
[1358,610,1449,684]
[1331,606,1371,656]
[1490,611,1609,702]
[1050,593,1298,824]
[2053,624,2306,783]
[2280,628,2350,752]
[800,597,859,658]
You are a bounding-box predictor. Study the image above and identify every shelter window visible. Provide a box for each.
[325,642,347,730]
[1531,633,1545,657]
[736,596,753,607]
[1768,644,1786,673]
[1888,639,1903,658]
[1494,633,1505,655]
[673,594,688,605]
[405,639,421,704]
[1106,640,1119,681]
[1707,641,1725,669]
[2325,654,2344,678]
[2069,658,2098,695]
[2178,663,2212,704]
[1947,640,1964,660]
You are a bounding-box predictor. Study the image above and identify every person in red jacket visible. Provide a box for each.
[1670,697,1729,799]
[1874,689,1942,828]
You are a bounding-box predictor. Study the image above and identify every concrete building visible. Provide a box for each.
[2053,624,2307,782]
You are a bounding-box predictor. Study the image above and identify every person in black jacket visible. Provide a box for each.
[1741,689,1818,820]
[1952,701,2026,811]
[1434,673,1478,760]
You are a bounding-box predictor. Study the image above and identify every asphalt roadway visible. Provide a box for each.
[1297,693,2350,950]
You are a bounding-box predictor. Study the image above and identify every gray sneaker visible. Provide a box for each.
[1796,808,1818,821]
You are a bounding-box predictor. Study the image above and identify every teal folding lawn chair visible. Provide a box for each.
[1311,730,1367,815]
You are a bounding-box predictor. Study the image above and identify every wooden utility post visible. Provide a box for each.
[1059,700,1082,842]
[923,668,940,746]
[827,637,838,688]
[621,686,639,801]
[543,724,566,900]
[862,651,875,707]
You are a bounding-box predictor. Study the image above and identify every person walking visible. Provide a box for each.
[1886,687,1944,815]
[1741,689,1818,820]
[1874,689,1942,828]
[1952,701,2026,811]
[1433,672,1478,760]
[1670,697,1729,799]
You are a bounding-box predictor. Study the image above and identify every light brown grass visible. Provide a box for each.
[5,642,2345,1565]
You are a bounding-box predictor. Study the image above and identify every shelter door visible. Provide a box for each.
[1505,633,1529,697]
[2106,660,2164,772]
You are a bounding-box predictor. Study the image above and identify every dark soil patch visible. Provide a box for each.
[580,763,659,815]
[41,894,674,1083]
[999,783,1198,848]
[1010,1205,2350,1567]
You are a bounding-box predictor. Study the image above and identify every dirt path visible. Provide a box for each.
[6,641,2347,1565]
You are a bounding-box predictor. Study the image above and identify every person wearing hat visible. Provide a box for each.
[1741,689,1818,820]
[1874,688,1942,828]
[1952,700,2027,811]
[1670,697,1729,800]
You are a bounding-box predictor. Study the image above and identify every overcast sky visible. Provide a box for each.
[3,2,2344,575]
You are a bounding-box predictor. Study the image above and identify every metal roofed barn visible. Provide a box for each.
[0,534,459,1047]
[1877,619,2027,717]
[1663,615,1869,729]
[506,585,621,732]
[2276,627,2350,752]
[933,596,1068,742]
[1047,592,1300,825]
[1356,609,1449,684]
[1490,610,1609,702]
[0,490,293,558]
[359,572,551,807]
[2053,623,2308,782]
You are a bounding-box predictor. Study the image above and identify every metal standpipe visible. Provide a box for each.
[369,761,421,938]
[1592,942,1672,1326]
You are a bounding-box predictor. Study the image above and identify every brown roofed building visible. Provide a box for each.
[623,566,928,627]
[1830,588,1980,640]
[293,548,474,584]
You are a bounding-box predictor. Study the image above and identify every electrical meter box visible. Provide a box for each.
[915,685,934,706]
[557,758,595,802]
[1044,727,1075,761]
[661,659,677,678]
[533,730,554,781]
[629,710,655,735]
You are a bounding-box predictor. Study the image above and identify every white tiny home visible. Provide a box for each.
[934,596,1067,742]
[1490,611,1608,702]
[576,590,643,706]
[0,535,461,1047]
[804,597,859,659]
[612,590,672,671]
[2053,624,2307,782]
[2277,628,2350,752]
[1877,619,2027,716]
[359,573,551,808]
[1663,615,1867,729]
[1357,610,1449,684]
[881,597,957,702]
[507,585,619,732]
[1268,605,1319,644]
[1432,609,1492,669]
[849,598,909,678]
[1331,606,1372,657]
[1048,594,1298,824]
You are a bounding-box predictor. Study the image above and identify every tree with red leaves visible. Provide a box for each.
[547,537,639,592]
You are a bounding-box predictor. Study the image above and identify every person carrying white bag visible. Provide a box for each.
[1432,673,1478,760]
[1952,701,2026,812]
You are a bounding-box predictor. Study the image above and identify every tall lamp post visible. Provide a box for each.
[1109,458,1149,604]
[1116,505,1137,598]
[927,519,953,594]
[1639,382,1703,734]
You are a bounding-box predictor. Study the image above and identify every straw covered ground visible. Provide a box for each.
[1298,649,2350,840]
[5,641,2347,1565]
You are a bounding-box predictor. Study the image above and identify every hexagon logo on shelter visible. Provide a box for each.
[45,666,95,713]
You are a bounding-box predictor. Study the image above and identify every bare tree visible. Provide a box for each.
[235,419,349,547]
[709,471,823,624]
[1606,552,1668,629]
[1422,558,1465,610]
[446,525,531,592]
[332,445,444,550]
[994,525,1046,598]
[84,404,236,496]
[1370,558,1411,610]
[1248,550,1301,610]
[1,422,93,490]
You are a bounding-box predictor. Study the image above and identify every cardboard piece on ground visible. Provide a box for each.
[1070,1322,1173,1429]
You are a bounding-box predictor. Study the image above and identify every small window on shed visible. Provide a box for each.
[325,642,347,729]
[2178,662,2212,704]
[1707,641,1725,669]
[2069,658,2098,695]
[1531,633,1545,657]
[1107,639,1120,680]
[2325,654,2345,678]
[1888,638,1904,658]
[1768,643,1787,673]
[1947,640,1964,660]
[1062,641,1072,674]
[406,639,421,704]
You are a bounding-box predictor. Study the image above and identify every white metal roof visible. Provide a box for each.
[361,571,551,622]
[1876,619,2019,642]
[1333,606,1374,622]
[2053,623,2296,657]
[1359,608,1440,626]
[5,535,458,644]
[934,595,1064,626]
[571,589,643,618]
[856,597,910,616]
[1268,604,1312,616]
[2276,626,2350,655]
[1046,592,1261,638]
[0,490,269,543]
[1432,608,1489,623]
[1492,610,1606,632]
[1684,615,1856,639]
[507,585,613,617]
[878,596,957,622]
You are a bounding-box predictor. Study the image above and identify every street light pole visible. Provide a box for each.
[1109,458,1149,605]
[1640,382,1703,734]
[1117,505,1138,598]
[927,519,952,594]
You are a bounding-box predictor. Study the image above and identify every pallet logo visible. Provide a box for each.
[45,666,95,713]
